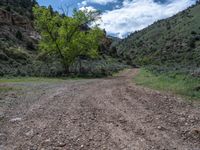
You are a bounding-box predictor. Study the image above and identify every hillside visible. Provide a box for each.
[0,0,38,46]
[115,2,200,74]
[1,2,200,149]
[0,1,126,77]
[0,0,41,76]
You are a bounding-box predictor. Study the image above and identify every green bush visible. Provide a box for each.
[0,52,128,77]
[15,31,23,41]
[191,31,197,35]
[26,41,35,50]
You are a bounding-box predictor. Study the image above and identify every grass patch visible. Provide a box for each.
[0,86,15,92]
[112,68,129,77]
[0,77,82,83]
[134,69,200,100]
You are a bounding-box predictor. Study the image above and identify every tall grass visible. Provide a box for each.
[134,69,200,100]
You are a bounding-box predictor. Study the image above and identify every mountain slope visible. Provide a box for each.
[0,0,38,46]
[115,2,200,73]
[0,1,126,77]
[0,0,41,76]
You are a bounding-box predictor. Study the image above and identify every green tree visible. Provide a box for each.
[33,6,104,74]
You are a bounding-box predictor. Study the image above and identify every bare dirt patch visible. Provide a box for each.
[0,69,200,150]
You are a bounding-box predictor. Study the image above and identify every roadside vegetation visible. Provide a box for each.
[134,69,200,100]
[115,2,200,76]
[0,1,127,77]
[0,77,71,83]
[33,6,104,74]
[0,86,15,93]
[114,2,200,101]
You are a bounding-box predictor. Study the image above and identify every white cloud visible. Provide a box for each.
[79,6,97,12]
[81,1,88,6]
[81,0,117,5]
[99,0,196,38]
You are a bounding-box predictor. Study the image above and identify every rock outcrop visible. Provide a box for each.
[0,8,33,30]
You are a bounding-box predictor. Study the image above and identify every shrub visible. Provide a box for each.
[189,38,196,48]
[15,31,23,40]
[191,31,197,35]
[194,35,200,41]
[6,6,11,12]
[26,41,35,50]
[5,47,29,60]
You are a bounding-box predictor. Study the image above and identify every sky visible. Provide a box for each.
[37,0,197,38]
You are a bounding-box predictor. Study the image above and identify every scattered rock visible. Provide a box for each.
[0,112,4,119]
[10,117,22,122]
[0,69,200,149]
[44,139,51,142]
[10,93,17,98]
[25,129,34,137]
[57,142,66,147]
[0,145,6,150]
[0,133,7,143]
[179,117,186,122]
[157,126,166,130]
[157,126,162,129]
[189,128,200,138]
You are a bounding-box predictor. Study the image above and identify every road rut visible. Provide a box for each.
[0,69,200,150]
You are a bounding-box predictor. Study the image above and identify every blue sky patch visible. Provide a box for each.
[37,0,197,38]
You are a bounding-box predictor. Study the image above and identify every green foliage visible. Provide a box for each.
[134,69,200,100]
[0,86,14,93]
[15,30,23,40]
[0,52,127,77]
[0,1,126,77]
[0,77,67,83]
[33,6,104,74]
[26,41,35,50]
[70,55,128,77]
[189,38,196,48]
[4,47,29,60]
[116,3,200,72]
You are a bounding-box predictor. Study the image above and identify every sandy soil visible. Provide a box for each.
[0,69,200,150]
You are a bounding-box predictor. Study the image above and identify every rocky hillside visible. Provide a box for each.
[0,0,41,76]
[0,1,126,77]
[115,2,200,74]
[0,0,39,48]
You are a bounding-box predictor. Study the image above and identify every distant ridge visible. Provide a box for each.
[115,2,200,72]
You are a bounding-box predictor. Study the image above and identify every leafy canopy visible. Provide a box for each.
[33,6,104,73]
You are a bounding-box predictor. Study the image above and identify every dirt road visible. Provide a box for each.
[0,69,200,150]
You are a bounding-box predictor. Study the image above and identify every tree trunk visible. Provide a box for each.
[63,62,69,75]
[79,58,82,74]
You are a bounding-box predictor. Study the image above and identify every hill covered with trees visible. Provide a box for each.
[115,2,200,75]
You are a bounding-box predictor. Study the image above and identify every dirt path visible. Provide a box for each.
[0,69,200,150]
